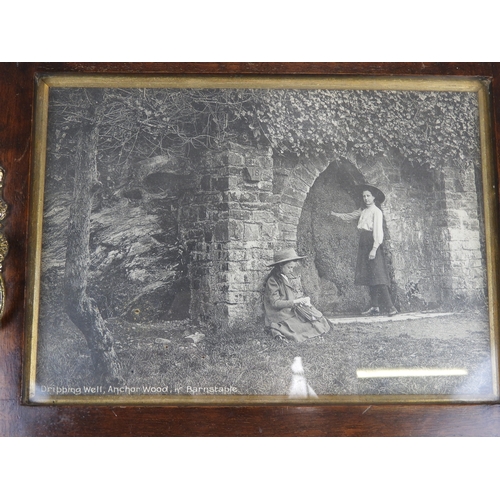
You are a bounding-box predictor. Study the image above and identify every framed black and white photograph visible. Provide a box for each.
[23,74,499,405]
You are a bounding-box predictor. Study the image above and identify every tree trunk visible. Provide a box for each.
[63,95,123,385]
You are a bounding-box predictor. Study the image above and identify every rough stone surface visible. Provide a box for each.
[181,143,275,329]
[181,143,486,326]
[41,173,189,322]
[40,140,487,332]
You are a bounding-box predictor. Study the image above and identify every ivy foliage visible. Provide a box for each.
[48,86,481,183]
[236,88,480,170]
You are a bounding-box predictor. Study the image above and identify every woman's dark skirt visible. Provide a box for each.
[354,229,390,286]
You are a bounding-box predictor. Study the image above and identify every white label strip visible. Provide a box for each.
[357,368,468,378]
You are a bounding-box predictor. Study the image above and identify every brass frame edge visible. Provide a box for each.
[23,79,50,403]
[39,73,485,92]
[478,81,500,397]
[26,394,497,407]
[26,391,499,406]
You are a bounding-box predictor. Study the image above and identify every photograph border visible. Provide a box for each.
[21,73,500,406]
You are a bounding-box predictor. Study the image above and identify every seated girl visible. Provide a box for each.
[264,248,330,342]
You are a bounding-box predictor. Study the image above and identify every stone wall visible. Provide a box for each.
[284,151,486,313]
[440,161,486,304]
[180,143,276,329]
[177,151,228,329]
[179,144,486,328]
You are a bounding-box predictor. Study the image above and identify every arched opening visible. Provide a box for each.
[297,158,375,314]
[293,148,485,316]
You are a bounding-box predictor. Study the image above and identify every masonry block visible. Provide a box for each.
[462,238,481,250]
[284,185,308,200]
[261,222,278,240]
[221,151,245,166]
[244,223,261,241]
[282,194,303,208]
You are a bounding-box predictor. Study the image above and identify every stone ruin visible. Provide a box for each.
[148,141,487,330]
[45,140,484,332]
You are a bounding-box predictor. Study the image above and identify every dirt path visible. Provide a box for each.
[327,311,490,340]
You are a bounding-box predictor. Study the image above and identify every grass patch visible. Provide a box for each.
[35,309,494,398]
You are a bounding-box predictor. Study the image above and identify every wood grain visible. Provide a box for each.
[1,62,499,436]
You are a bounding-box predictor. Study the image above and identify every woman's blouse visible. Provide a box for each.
[340,205,384,248]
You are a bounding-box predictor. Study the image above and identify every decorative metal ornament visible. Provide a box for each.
[0,166,7,318]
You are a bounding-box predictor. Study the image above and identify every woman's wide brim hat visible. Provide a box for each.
[357,184,386,204]
[267,248,306,267]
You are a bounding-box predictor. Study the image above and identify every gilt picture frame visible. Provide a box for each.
[20,72,500,407]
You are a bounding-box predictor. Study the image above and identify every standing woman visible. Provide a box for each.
[263,248,330,342]
[331,185,398,316]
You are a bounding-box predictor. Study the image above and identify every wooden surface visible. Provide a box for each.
[1,62,499,436]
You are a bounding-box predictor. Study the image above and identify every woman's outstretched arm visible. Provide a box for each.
[331,208,362,221]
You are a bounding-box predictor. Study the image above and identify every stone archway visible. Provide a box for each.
[296,159,373,314]
[273,154,380,314]
[273,149,487,316]
[176,143,486,329]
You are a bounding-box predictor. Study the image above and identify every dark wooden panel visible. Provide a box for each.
[2,402,500,437]
[1,62,499,436]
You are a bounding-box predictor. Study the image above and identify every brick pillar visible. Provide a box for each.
[178,156,227,328]
[181,143,276,330]
[223,144,277,327]
[441,162,486,303]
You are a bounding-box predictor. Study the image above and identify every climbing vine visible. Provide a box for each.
[236,88,480,172]
[49,86,480,176]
